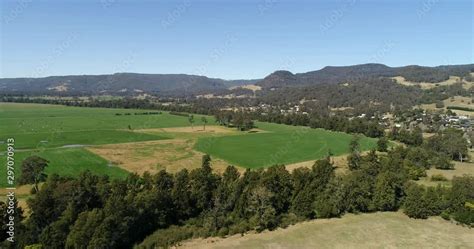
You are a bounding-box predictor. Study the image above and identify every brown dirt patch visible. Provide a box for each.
[87,139,238,175]
[393,76,472,90]
[0,184,34,216]
[229,84,262,91]
[285,154,349,175]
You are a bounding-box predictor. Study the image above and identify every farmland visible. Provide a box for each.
[0,103,377,186]
[195,122,377,168]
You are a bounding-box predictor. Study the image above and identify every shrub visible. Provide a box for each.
[432,156,454,170]
[228,220,250,236]
[431,174,448,182]
[217,227,229,237]
[452,208,474,227]
[279,213,300,228]
[440,211,451,220]
[136,225,196,249]
[403,184,430,219]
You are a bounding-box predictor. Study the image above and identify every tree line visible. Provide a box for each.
[1,135,472,248]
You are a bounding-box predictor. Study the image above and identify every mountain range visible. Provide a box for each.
[0,63,472,96]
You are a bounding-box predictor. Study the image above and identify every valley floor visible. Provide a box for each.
[176,212,474,249]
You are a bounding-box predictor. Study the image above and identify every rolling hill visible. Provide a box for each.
[0,63,472,96]
[0,73,258,96]
[256,63,474,89]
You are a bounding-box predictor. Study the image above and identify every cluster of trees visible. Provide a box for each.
[420,83,472,104]
[2,142,472,248]
[254,112,385,138]
[215,111,255,131]
[389,127,423,146]
[404,177,473,223]
[426,128,469,162]
[389,127,468,167]
[258,77,422,114]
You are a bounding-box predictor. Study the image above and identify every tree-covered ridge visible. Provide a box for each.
[0,63,472,97]
[257,63,474,89]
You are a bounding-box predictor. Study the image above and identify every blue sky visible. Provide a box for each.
[1,0,472,79]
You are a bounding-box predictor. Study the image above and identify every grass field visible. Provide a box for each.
[178,212,474,249]
[0,148,129,187]
[0,102,207,186]
[0,102,208,149]
[0,103,378,185]
[195,122,377,168]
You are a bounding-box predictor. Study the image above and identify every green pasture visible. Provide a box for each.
[1,103,378,184]
[0,147,129,187]
[195,122,377,168]
[0,102,207,149]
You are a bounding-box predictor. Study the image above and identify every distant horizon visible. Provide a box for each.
[1,62,473,81]
[1,0,472,79]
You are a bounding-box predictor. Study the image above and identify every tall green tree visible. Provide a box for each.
[403,183,429,219]
[188,114,195,129]
[260,165,293,214]
[19,156,49,192]
[314,176,346,218]
[189,155,219,212]
[348,136,361,170]
[377,137,388,152]
[201,116,208,130]
[427,128,468,161]
[373,172,402,211]
[290,168,314,219]
[248,186,277,232]
[172,169,194,220]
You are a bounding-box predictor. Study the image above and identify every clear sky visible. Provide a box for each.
[0,0,472,79]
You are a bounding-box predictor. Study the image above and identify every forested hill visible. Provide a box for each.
[0,63,472,96]
[0,73,258,96]
[256,63,474,89]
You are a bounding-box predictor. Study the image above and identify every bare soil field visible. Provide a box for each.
[229,84,262,91]
[176,212,473,249]
[87,139,240,175]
